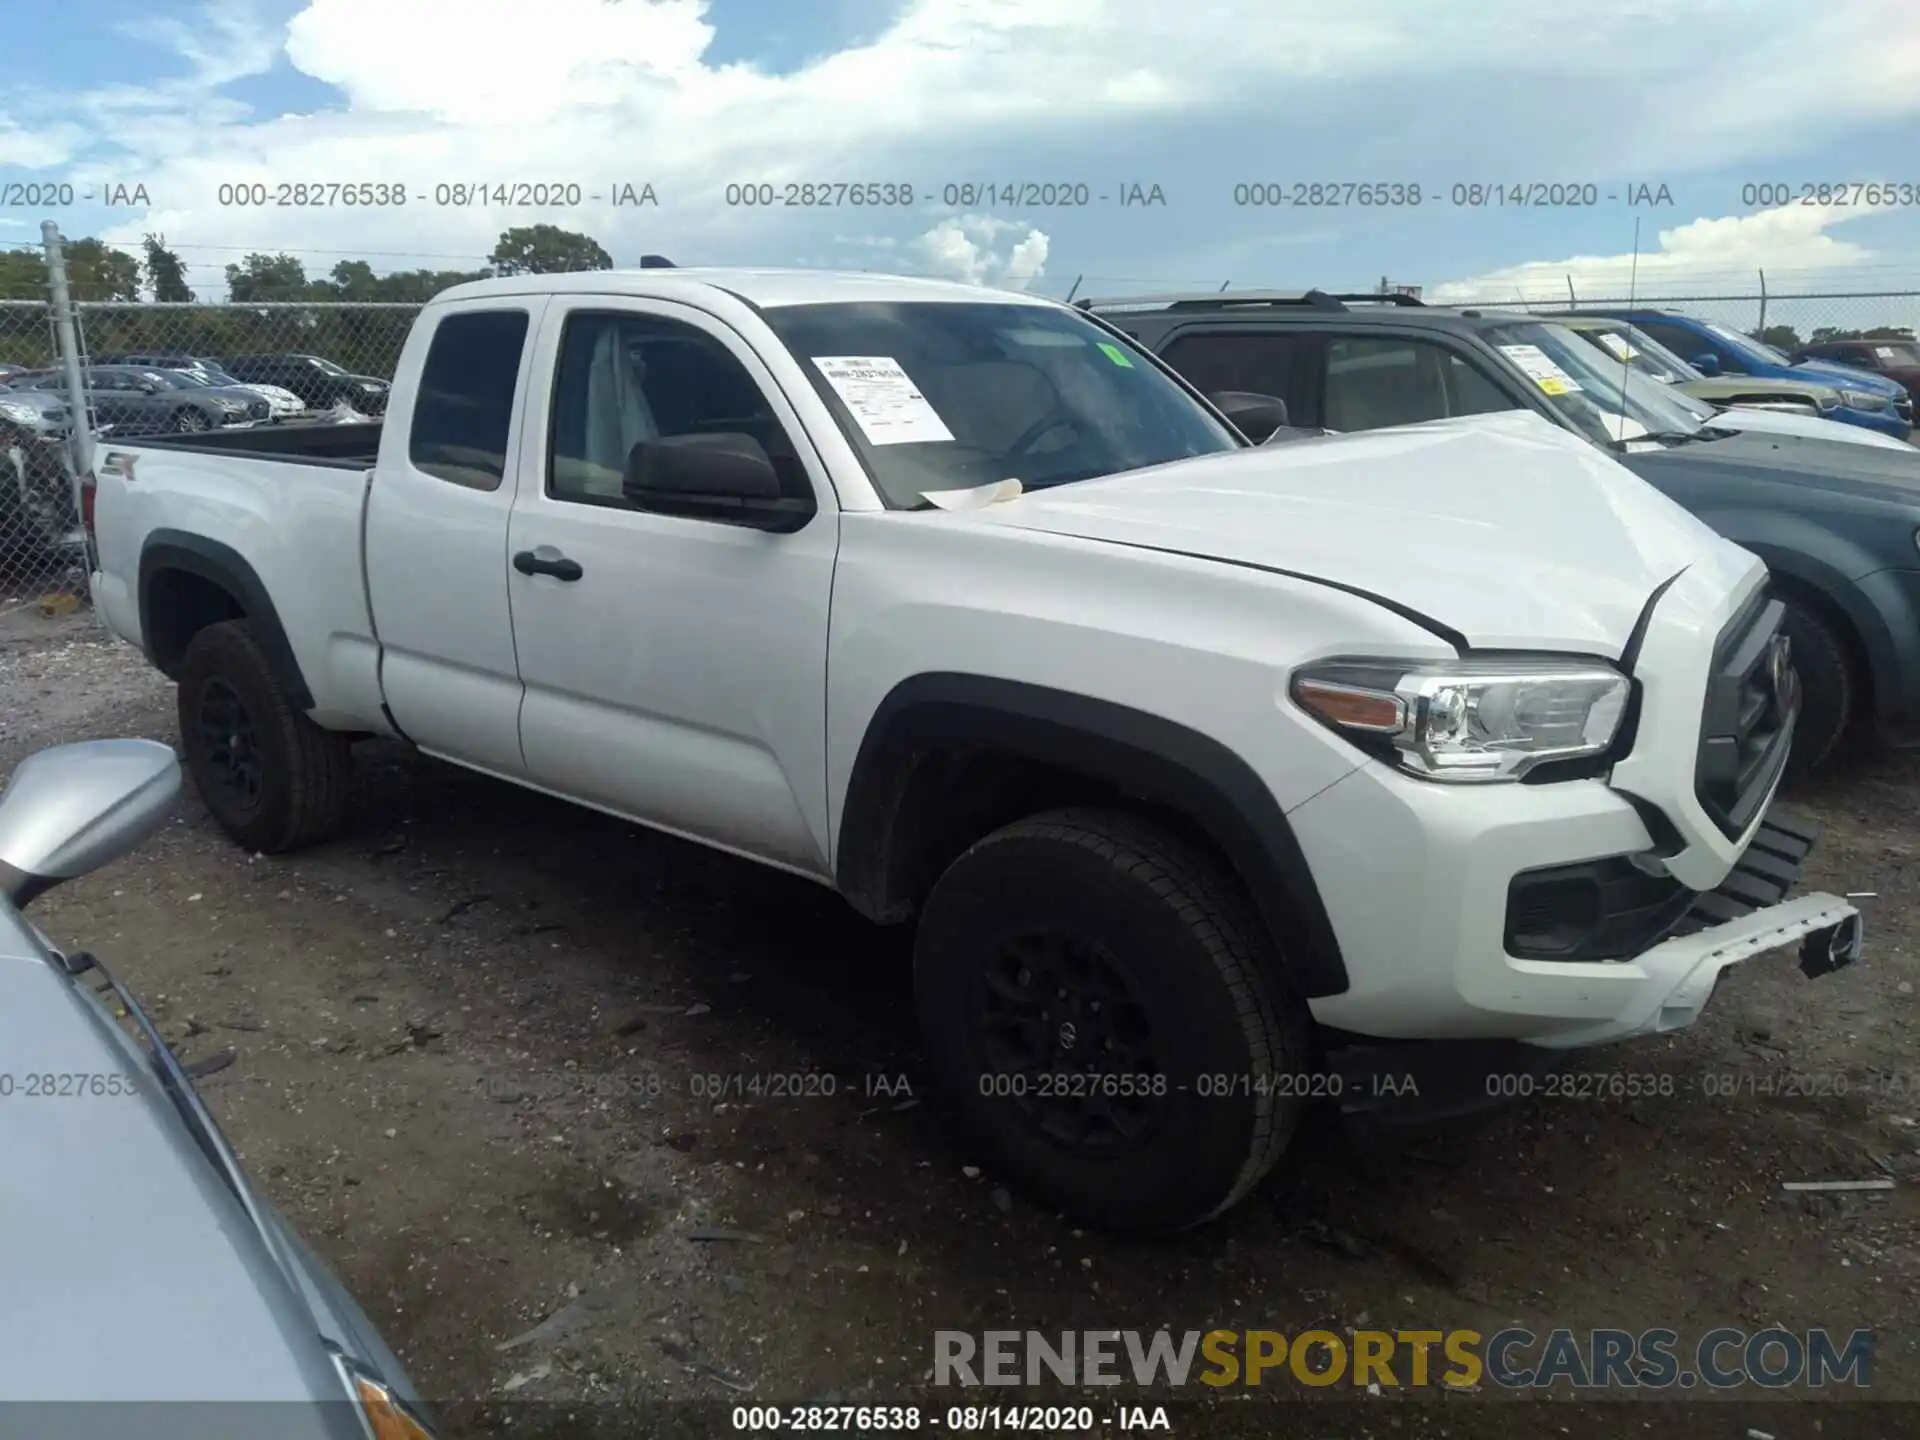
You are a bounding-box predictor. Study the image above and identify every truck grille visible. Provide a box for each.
[1695,593,1797,839]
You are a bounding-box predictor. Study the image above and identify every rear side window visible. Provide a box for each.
[408,309,530,490]
[1160,331,1311,404]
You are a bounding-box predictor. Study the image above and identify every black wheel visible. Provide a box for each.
[172,406,211,433]
[1780,599,1854,777]
[176,619,353,852]
[913,807,1313,1232]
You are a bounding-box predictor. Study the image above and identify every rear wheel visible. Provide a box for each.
[913,808,1313,1232]
[176,619,353,852]
[1780,600,1854,777]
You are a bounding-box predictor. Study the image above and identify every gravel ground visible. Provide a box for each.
[4,600,1918,1440]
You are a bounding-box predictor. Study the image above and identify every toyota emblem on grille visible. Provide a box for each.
[1768,633,1793,703]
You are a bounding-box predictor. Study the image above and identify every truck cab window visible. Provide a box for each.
[547,311,808,507]
[407,309,531,491]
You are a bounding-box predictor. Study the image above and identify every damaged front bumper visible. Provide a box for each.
[1327,807,1862,1123]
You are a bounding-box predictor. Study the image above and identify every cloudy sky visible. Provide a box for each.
[2,0,1918,307]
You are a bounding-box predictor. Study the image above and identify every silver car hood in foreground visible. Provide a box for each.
[0,904,417,1432]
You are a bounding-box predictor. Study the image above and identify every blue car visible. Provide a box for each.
[1576,309,1914,440]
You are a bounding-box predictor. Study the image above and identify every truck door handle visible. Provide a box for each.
[513,550,583,581]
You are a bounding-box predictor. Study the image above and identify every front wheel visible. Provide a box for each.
[172,406,212,433]
[913,808,1313,1233]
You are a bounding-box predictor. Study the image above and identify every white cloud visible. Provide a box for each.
[0,0,1915,295]
[1429,204,1884,303]
[285,0,721,123]
[0,119,88,170]
[913,215,1049,289]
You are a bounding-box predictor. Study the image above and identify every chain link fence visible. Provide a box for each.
[1,291,421,605]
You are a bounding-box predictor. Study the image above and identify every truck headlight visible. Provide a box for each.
[1291,657,1631,782]
[0,401,43,424]
[1841,389,1887,411]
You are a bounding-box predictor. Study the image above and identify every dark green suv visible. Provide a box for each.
[1086,289,1920,773]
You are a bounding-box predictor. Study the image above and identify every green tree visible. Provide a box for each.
[307,259,381,300]
[142,234,194,302]
[62,238,141,301]
[225,252,310,301]
[488,224,612,275]
[0,248,48,299]
[374,267,488,302]
[1755,325,1803,353]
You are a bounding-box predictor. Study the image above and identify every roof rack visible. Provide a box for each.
[1077,288,1424,314]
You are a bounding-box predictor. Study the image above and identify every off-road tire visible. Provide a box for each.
[913,807,1313,1233]
[176,619,352,852]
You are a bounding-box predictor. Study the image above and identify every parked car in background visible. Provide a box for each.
[0,362,27,380]
[0,738,439,1433]
[0,386,100,565]
[95,353,309,420]
[157,367,303,422]
[81,267,1864,1232]
[223,354,390,415]
[9,366,267,436]
[1796,337,1920,408]
[190,360,309,419]
[1555,316,1916,452]
[1092,289,1920,772]
[1569,309,1913,438]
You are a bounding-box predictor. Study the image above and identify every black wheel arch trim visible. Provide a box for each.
[837,673,1351,997]
[138,529,314,710]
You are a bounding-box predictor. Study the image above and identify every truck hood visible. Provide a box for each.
[972,411,1731,656]
[1624,426,1920,506]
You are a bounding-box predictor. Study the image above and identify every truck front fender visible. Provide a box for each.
[836,673,1350,997]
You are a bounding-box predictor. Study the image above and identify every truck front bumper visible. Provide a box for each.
[1290,742,1861,1048]
[1320,808,1860,1123]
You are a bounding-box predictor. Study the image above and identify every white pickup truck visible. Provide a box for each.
[83,267,1863,1231]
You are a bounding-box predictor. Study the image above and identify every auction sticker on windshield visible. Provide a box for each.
[1500,343,1584,396]
[812,356,955,445]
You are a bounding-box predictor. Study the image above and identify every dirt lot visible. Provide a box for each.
[5,599,1919,1439]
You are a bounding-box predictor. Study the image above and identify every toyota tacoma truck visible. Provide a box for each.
[79,267,1863,1232]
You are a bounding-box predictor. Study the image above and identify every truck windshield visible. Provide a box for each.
[759,301,1242,508]
[1483,321,1709,447]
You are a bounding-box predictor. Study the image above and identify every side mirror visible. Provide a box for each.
[1691,353,1722,377]
[138,381,160,394]
[1209,391,1292,444]
[0,740,180,907]
[624,434,815,532]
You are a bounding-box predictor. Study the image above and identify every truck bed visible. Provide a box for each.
[115,420,382,469]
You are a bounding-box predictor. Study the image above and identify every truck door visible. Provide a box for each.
[363,298,548,775]
[503,297,839,877]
